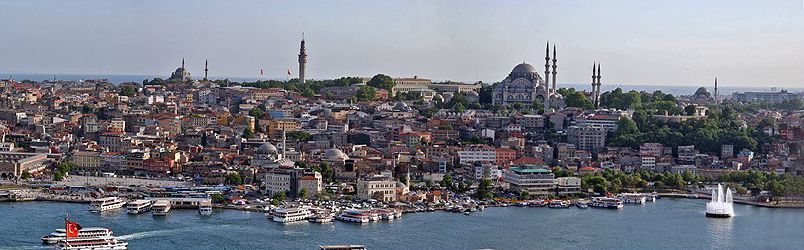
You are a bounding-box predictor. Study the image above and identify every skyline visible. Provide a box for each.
[1,1,804,87]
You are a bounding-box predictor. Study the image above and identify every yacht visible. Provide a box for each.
[41,227,113,244]
[89,197,126,212]
[590,197,624,209]
[336,210,370,223]
[374,209,396,221]
[576,200,589,209]
[56,236,128,250]
[126,200,152,214]
[199,200,213,215]
[272,207,312,223]
[151,200,171,216]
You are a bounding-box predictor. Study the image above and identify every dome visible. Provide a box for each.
[257,142,278,154]
[396,181,407,188]
[323,148,348,160]
[393,102,409,110]
[511,63,538,74]
[693,87,712,98]
[465,90,479,97]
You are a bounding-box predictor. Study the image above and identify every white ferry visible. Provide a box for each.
[151,200,171,216]
[126,200,152,214]
[590,197,624,209]
[547,200,572,208]
[89,197,126,212]
[272,207,312,223]
[56,236,128,250]
[199,200,213,215]
[619,193,647,204]
[373,209,396,220]
[41,227,114,244]
[309,213,334,223]
[336,210,370,223]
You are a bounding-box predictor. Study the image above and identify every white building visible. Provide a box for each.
[356,175,397,202]
[503,165,555,196]
[458,144,497,165]
[567,125,607,152]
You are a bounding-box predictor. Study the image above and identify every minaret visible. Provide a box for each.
[551,45,557,94]
[591,63,597,106]
[544,42,551,86]
[595,63,602,108]
[204,60,209,81]
[298,34,307,84]
[281,128,287,160]
[714,77,718,103]
[181,58,185,69]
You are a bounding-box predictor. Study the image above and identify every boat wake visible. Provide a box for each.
[283,230,309,237]
[118,225,235,240]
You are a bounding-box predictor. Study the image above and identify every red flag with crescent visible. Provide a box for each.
[65,219,82,237]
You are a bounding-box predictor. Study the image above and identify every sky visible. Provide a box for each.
[1,0,803,87]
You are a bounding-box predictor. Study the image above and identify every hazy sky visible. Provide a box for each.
[1,0,803,87]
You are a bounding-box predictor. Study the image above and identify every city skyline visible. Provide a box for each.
[1,0,803,87]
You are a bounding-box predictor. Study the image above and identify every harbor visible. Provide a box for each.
[2,198,802,250]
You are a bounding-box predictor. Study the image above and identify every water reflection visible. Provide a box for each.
[706,216,734,249]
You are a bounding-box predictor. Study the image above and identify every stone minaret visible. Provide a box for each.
[544,42,551,86]
[714,77,718,103]
[595,63,602,108]
[591,63,597,106]
[204,59,209,81]
[551,45,557,94]
[181,58,185,69]
[298,35,307,84]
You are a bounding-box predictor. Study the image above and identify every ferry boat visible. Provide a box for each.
[366,210,380,222]
[89,197,126,212]
[199,200,213,215]
[151,200,171,216]
[374,209,396,221]
[41,227,114,244]
[56,236,128,250]
[336,210,370,223]
[590,197,624,209]
[309,213,334,223]
[126,200,152,214]
[527,200,547,207]
[547,200,571,208]
[619,193,647,204]
[576,200,589,209]
[272,207,312,223]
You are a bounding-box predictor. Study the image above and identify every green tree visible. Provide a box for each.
[242,127,254,138]
[452,103,465,113]
[561,89,594,109]
[248,107,265,119]
[119,85,137,96]
[20,170,31,179]
[271,192,286,206]
[441,173,453,189]
[477,178,494,200]
[355,85,377,101]
[299,188,309,199]
[287,131,312,142]
[226,172,243,185]
[367,74,395,91]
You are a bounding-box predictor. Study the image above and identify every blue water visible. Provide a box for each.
[1,73,800,96]
[0,199,802,250]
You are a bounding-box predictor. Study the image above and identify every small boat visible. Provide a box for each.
[589,197,624,209]
[464,211,471,215]
[199,200,213,215]
[547,200,571,208]
[309,213,334,223]
[319,245,366,250]
[576,200,589,209]
[337,210,370,223]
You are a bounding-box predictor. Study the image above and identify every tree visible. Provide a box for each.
[477,178,494,200]
[317,163,334,183]
[119,85,136,96]
[441,173,453,189]
[20,170,31,179]
[287,131,312,142]
[452,103,465,113]
[561,89,594,109]
[242,127,254,138]
[299,188,309,199]
[367,74,395,91]
[271,192,287,206]
[226,172,243,185]
[248,107,265,119]
[355,85,377,101]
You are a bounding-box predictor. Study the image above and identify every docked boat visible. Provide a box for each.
[89,197,126,213]
[576,200,589,209]
[590,197,624,209]
[373,209,396,221]
[151,200,171,216]
[272,207,312,223]
[336,210,370,223]
[199,200,213,215]
[548,200,571,208]
[619,193,647,204]
[126,200,152,214]
[527,200,547,207]
[309,213,334,223]
[56,236,128,250]
[41,227,114,244]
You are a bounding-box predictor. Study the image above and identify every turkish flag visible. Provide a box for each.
[65,220,82,238]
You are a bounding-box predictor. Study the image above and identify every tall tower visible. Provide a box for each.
[204,59,209,81]
[551,45,557,94]
[298,34,307,84]
[544,42,551,86]
[714,77,718,103]
[181,58,185,69]
[595,63,602,108]
[591,63,597,106]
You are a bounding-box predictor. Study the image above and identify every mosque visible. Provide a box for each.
[492,42,566,110]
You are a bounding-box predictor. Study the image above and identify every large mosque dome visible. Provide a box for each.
[511,63,538,74]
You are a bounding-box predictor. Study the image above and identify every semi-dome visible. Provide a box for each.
[511,63,538,74]
[323,148,348,160]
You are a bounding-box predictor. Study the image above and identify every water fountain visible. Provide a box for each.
[705,184,734,218]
